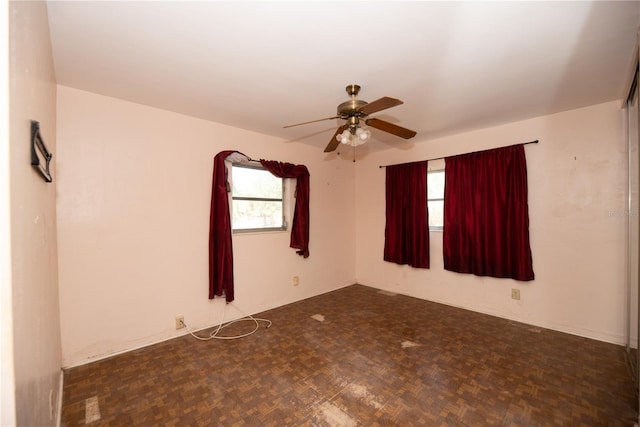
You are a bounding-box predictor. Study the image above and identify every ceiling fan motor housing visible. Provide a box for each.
[338,84,368,121]
[337,99,368,119]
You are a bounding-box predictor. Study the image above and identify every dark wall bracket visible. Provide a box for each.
[30,120,52,183]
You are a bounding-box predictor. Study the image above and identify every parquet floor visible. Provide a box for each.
[61,284,638,426]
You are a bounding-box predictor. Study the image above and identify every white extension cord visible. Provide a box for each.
[187,302,272,341]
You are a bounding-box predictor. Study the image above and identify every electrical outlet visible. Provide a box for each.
[175,316,186,330]
[511,288,521,300]
[292,275,299,286]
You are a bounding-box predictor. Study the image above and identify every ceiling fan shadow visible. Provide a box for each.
[328,144,374,163]
[281,124,340,144]
[375,134,414,151]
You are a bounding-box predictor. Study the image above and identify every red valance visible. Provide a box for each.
[260,160,310,258]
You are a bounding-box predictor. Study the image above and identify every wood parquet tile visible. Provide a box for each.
[61,284,638,426]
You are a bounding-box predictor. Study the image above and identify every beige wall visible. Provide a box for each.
[1,0,14,424]
[8,1,62,425]
[56,86,357,367]
[355,101,628,345]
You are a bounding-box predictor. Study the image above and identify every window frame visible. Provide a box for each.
[230,163,287,234]
[427,169,445,231]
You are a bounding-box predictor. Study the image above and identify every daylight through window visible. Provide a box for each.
[231,164,286,232]
[428,170,445,230]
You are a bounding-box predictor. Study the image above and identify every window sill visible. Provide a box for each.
[233,227,288,236]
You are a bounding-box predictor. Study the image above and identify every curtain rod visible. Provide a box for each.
[378,140,539,168]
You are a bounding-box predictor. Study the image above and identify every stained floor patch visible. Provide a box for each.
[312,401,356,426]
[311,314,325,322]
[344,383,383,409]
[85,396,100,423]
[401,340,421,349]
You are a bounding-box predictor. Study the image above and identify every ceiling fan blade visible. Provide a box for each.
[366,118,417,139]
[358,97,403,116]
[284,115,340,128]
[324,125,348,153]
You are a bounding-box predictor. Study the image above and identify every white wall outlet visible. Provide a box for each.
[511,288,521,300]
[292,275,299,286]
[175,316,186,329]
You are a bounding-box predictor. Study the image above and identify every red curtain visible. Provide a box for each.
[209,151,244,302]
[384,161,430,268]
[443,144,534,281]
[260,160,310,258]
[209,154,311,302]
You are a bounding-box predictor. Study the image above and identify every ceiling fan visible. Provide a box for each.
[284,84,417,153]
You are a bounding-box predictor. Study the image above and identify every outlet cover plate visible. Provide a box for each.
[175,316,185,329]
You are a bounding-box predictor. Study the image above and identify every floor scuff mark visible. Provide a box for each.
[85,396,101,423]
[401,340,421,349]
[508,321,542,333]
[311,314,325,322]
[378,290,397,297]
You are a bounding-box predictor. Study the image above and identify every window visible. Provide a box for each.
[231,164,286,232]
[428,169,444,230]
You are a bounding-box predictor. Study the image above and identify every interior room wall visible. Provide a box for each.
[8,1,62,425]
[56,85,357,368]
[355,101,628,345]
[1,1,14,425]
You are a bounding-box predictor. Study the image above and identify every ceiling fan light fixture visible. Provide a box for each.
[356,127,371,141]
[337,127,370,147]
[336,129,350,144]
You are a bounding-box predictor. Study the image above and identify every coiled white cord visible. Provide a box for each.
[188,302,272,341]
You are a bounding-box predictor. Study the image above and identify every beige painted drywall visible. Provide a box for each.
[8,1,62,425]
[56,86,357,367]
[355,101,628,345]
[1,0,15,425]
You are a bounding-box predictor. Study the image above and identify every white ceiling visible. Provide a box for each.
[46,1,640,154]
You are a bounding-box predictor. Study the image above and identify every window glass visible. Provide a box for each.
[428,170,444,230]
[231,164,285,232]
